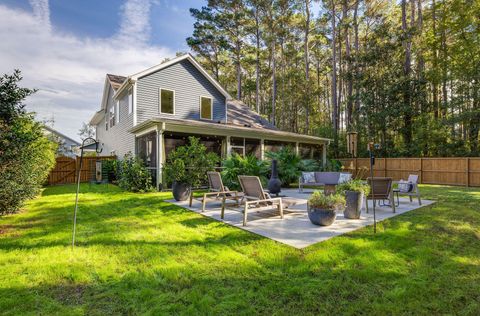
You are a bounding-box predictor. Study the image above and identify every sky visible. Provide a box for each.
[0,0,201,141]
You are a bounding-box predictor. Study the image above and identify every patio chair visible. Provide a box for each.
[223,175,283,226]
[393,174,422,205]
[365,177,395,213]
[189,171,242,212]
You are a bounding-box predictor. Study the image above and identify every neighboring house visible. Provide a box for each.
[90,53,330,189]
[43,126,80,157]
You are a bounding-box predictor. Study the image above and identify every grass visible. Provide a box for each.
[0,184,479,315]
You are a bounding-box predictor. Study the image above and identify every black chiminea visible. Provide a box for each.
[268,159,282,196]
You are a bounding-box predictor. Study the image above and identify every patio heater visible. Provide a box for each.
[368,142,381,234]
[72,137,102,249]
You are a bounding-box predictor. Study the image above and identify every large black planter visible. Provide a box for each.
[343,191,364,219]
[268,159,282,196]
[307,204,337,226]
[172,181,191,201]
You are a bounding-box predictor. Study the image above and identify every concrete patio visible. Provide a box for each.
[168,189,434,248]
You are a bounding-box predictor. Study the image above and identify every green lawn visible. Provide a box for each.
[0,184,479,315]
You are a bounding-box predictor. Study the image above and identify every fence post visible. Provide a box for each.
[384,158,387,177]
[420,158,423,184]
[466,157,470,187]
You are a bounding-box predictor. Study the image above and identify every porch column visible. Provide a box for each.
[226,136,231,157]
[295,142,299,156]
[322,143,327,166]
[157,128,164,190]
[260,139,265,160]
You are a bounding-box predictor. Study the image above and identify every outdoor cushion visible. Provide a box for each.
[302,172,316,183]
[397,180,413,193]
[338,173,352,184]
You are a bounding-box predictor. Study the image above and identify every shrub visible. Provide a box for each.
[265,146,302,186]
[102,159,119,183]
[336,179,371,196]
[308,191,346,210]
[0,70,56,214]
[321,158,343,172]
[164,136,219,188]
[221,153,269,191]
[299,159,321,172]
[117,153,154,192]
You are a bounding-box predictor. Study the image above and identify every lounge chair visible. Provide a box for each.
[393,174,422,205]
[365,177,395,213]
[222,175,283,226]
[189,171,242,212]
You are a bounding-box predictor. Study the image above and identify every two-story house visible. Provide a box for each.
[90,54,330,189]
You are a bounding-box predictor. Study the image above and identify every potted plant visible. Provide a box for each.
[307,191,346,226]
[336,180,371,219]
[164,137,219,201]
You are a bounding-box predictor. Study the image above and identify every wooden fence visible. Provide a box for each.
[47,156,116,185]
[338,157,480,187]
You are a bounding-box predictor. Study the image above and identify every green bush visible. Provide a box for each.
[308,191,346,209]
[322,158,342,172]
[299,159,321,172]
[102,159,119,183]
[265,146,304,186]
[117,153,154,192]
[336,179,371,196]
[221,153,269,191]
[0,70,56,214]
[163,136,219,188]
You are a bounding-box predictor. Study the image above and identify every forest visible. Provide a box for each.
[186,0,480,158]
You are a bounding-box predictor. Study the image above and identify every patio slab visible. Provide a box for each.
[167,189,434,248]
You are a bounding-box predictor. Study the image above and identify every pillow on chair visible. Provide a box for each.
[398,180,413,193]
[302,172,316,183]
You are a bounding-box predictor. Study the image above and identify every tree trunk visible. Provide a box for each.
[254,5,261,113]
[331,0,338,154]
[401,0,413,147]
[343,0,353,130]
[304,0,311,134]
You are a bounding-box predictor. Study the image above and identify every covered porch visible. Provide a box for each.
[129,118,330,189]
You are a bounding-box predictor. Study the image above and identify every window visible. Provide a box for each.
[115,100,120,124]
[109,106,115,128]
[159,89,174,114]
[128,88,133,114]
[200,96,212,120]
[105,115,108,131]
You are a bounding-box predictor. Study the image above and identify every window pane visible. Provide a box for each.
[200,97,212,119]
[161,89,174,114]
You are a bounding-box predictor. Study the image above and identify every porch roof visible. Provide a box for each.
[129,117,331,144]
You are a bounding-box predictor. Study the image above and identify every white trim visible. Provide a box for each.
[135,126,157,137]
[128,88,133,115]
[133,82,137,126]
[115,100,120,124]
[159,88,175,115]
[199,95,213,120]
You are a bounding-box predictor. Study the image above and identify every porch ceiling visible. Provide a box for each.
[129,118,331,145]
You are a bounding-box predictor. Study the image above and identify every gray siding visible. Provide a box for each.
[136,59,226,124]
[95,86,135,158]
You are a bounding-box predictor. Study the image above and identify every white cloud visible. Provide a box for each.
[28,0,51,31]
[0,1,175,141]
[117,0,152,44]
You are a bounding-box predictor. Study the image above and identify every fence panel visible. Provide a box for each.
[47,156,116,185]
[338,157,480,187]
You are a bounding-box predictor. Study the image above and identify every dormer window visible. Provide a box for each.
[200,96,212,120]
[159,88,174,114]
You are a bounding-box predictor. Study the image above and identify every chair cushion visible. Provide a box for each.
[398,181,413,193]
[302,172,316,183]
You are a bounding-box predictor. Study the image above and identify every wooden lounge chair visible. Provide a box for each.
[365,177,395,213]
[393,174,422,205]
[222,175,283,226]
[189,171,241,212]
